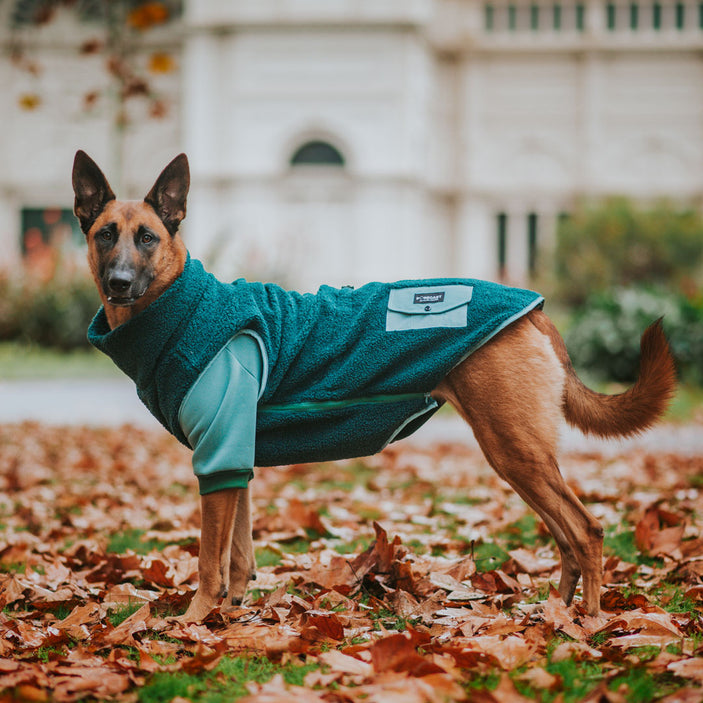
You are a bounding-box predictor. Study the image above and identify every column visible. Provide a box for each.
[455,196,495,280]
[0,190,21,267]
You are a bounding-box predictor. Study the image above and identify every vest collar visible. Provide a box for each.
[87,253,207,385]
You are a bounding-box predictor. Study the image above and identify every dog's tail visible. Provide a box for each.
[564,318,676,438]
[532,311,677,438]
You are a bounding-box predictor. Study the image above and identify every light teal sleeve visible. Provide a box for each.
[178,332,266,495]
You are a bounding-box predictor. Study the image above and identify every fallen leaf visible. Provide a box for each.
[667,658,703,682]
[517,666,559,690]
[319,649,373,677]
[56,603,101,641]
[635,506,685,558]
[507,548,559,575]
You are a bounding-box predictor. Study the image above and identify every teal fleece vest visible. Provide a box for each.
[87,255,543,466]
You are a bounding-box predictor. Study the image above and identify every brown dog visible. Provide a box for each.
[72,150,676,621]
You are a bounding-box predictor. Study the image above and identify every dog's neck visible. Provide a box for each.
[98,237,188,330]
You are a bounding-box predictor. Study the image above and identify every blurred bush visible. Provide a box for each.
[0,268,100,350]
[555,198,703,306]
[565,287,703,384]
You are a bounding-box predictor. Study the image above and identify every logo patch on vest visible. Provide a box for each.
[414,292,445,305]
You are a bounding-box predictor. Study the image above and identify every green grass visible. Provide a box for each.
[0,342,120,380]
[334,535,373,555]
[464,656,689,703]
[48,602,76,621]
[543,656,605,702]
[537,638,682,702]
[666,384,703,423]
[108,601,146,627]
[463,671,502,696]
[608,667,684,702]
[0,561,26,575]
[138,655,318,703]
[36,645,68,663]
[255,546,283,568]
[651,584,699,616]
[316,462,377,492]
[603,524,640,563]
[469,540,510,572]
[0,561,48,576]
[497,514,548,550]
[602,524,665,567]
[106,529,195,556]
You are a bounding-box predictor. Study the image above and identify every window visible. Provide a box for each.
[527,213,538,276]
[575,3,585,30]
[290,140,345,167]
[497,213,508,277]
[606,2,617,29]
[699,2,703,28]
[653,1,662,28]
[553,2,562,29]
[530,3,540,29]
[485,3,495,30]
[676,1,685,29]
[508,4,517,30]
[630,2,639,29]
[20,207,82,279]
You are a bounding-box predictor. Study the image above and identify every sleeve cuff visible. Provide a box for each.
[198,469,254,495]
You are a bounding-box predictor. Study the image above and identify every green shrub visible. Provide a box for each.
[555,198,703,305]
[566,287,703,384]
[0,266,99,350]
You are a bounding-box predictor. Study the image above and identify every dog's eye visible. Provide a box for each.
[98,230,112,242]
[141,232,153,244]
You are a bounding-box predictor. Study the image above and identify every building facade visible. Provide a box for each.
[1,0,702,290]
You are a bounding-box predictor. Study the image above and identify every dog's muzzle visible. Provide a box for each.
[104,271,150,306]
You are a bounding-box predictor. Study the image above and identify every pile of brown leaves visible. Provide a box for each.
[0,421,702,701]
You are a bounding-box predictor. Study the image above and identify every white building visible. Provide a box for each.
[1,0,702,290]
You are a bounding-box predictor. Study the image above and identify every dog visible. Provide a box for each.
[72,150,676,622]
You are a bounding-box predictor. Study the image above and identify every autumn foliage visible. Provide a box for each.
[0,423,702,701]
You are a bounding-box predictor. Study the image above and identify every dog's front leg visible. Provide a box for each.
[222,486,256,612]
[179,487,240,622]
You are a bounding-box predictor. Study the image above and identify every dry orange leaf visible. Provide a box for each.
[148,52,176,74]
[17,93,41,110]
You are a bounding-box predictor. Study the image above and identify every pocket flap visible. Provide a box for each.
[387,285,473,315]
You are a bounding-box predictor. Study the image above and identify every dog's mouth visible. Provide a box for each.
[106,295,139,306]
[103,279,151,307]
[104,284,150,307]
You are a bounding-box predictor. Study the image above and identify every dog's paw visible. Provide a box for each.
[173,592,219,624]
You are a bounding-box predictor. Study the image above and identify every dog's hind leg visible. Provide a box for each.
[435,315,604,615]
[222,486,257,611]
[180,487,239,622]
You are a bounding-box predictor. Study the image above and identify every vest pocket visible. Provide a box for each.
[385,284,473,331]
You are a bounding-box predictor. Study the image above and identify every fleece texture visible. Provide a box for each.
[88,255,543,466]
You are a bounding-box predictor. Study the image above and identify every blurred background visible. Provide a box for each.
[0,0,702,402]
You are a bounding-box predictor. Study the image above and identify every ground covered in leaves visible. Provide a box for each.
[0,421,702,702]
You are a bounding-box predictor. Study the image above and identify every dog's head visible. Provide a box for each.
[72,151,189,326]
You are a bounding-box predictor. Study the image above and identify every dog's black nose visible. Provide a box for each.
[107,273,133,294]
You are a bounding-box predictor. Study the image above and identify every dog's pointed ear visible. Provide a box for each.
[144,153,189,236]
[72,150,116,235]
